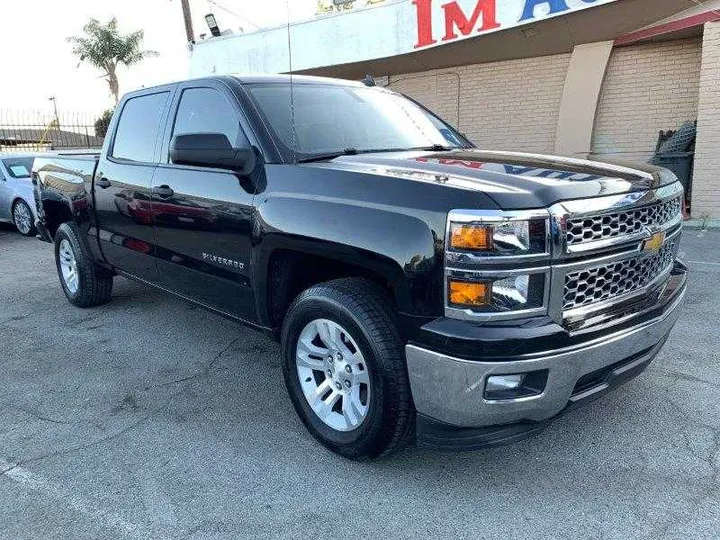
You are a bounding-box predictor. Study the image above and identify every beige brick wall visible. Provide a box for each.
[592,38,702,161]
[692,22,720,219]
[388,37,714,215]
[389,53,571,153]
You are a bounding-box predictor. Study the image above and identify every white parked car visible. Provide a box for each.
[0,154,39,236]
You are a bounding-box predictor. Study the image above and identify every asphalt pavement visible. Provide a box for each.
[0,222,718,540]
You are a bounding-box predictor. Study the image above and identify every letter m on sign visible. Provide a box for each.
[443,0,500,41]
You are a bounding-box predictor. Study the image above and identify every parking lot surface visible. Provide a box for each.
[0,223,718,540]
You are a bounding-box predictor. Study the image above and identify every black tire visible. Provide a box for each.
[12,200,36,237]
[54,222,114,307]
[281,278,414,459]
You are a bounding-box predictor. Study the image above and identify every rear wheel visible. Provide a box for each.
[12,200,35,237]
[281,278,414,459]
[54,223,113,307]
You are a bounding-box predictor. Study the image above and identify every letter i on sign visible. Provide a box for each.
[412,0,436,48]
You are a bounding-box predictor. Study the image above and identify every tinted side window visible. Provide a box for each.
[112,92,169,163]
[171,88,241,146]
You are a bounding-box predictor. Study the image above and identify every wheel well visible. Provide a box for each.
[11,197,29,212]
[42,200,73,238]
[266,249,396,329]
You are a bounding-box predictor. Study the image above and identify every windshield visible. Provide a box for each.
[2,158,33,179]
[246,83,471,161]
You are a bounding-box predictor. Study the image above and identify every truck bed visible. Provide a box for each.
[32,154,100,240]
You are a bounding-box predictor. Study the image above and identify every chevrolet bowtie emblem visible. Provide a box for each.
[643,231,666,253]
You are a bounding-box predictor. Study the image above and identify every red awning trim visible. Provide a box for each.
[615,10,720,46]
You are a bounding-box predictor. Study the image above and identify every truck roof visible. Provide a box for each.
[229,74,364,86]
[122,73,366,101]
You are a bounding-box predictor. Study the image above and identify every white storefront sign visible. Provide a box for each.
[189,0,618,76]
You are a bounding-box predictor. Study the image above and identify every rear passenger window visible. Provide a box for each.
[112,92,169,163]
[171,88,241,146]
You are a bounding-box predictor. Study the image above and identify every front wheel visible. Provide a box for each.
[54,223,114,307]
[12,200,35,237]
[281,278,414,459]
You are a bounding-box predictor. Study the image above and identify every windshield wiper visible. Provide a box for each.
[296,145,458,163]
[410,144,455,151]
[297,148,359,163]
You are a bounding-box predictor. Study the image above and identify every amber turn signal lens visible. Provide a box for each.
[450,224,492,251]
[449,280,490,307]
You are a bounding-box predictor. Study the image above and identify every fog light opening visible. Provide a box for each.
[484,370,548,401]
[486,374,524,393]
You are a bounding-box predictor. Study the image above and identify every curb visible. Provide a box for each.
[684,219,720,230]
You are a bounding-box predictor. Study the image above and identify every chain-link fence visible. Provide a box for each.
[0,109,104,152]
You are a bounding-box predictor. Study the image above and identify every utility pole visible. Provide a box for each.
[180,0,195,43]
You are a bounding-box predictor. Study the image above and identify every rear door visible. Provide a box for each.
[151,81,257,321]
[94,89,173,279]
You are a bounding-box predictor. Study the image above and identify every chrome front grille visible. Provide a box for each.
[563,239,677,310]
[444,181,683,325]
[566,197,682,246]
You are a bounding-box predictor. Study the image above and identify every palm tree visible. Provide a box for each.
[68,18,158,105]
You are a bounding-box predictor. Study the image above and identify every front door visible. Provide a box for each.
[0,165,10,221]
[93,90,172,279]
[152,84,256,321]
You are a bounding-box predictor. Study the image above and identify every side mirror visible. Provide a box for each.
[170,133,255,174]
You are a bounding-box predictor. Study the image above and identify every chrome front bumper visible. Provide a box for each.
[406,282,685,429]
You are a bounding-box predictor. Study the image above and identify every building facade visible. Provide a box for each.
[190,0,720,218]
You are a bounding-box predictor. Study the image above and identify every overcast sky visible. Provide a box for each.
[0,0,314,118]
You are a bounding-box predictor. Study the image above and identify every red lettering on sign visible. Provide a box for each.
[412,0,437,48]
[442,0,500,41]
[414,0,502,49]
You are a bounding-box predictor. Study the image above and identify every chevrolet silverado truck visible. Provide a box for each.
[32,75,687,459]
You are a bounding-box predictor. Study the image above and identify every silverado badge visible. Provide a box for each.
[202,253,245,270]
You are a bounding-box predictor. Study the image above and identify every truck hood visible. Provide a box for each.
[304,149,677,209]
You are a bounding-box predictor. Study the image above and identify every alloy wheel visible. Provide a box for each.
[13,202,32,235]
[295,318,371,432]
[59,239,79,294]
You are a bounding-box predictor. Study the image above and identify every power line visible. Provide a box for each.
[206,0,265,30]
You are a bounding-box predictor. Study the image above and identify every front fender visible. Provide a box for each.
[253,194,443,321]
[9,182,39,221]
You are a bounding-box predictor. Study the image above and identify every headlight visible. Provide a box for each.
[492,274,530,309]
[449,219,546,256]
[445,209,550,320]
[447,273,546,313]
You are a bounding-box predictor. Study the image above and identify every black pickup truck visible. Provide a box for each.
[33,75,687,459]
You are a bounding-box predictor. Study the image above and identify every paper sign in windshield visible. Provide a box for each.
[9,165,30,177]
